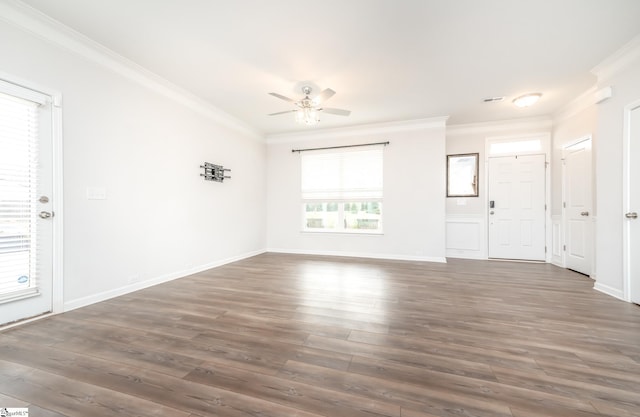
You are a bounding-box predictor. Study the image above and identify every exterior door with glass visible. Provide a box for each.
[0,80,55,326]
[627,103,640,304]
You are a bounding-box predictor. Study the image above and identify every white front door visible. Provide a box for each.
[0,81,55,326]
[488,154,546,261]
[564,140,592,275]
[627,104,640,304]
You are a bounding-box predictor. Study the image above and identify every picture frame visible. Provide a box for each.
[447,153,479,197]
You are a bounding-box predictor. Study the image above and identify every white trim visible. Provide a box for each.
[0,311,55,331]
[63,249,266,312]
[51,91,64,314]
[266,117,448,144]
[267,248,447,264]
[447,117,552,138]
[0,0,262,141]
[551,214,563,267]
[594,281,625,301]
[591,34,640,83]
[0,288,40,305]
[563,135,592,151]
[0,77,49,104]
[622,99,640,303]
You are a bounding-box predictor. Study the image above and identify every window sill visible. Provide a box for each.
[301,230,384,236]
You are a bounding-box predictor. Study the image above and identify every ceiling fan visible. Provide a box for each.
[268,86,351,125]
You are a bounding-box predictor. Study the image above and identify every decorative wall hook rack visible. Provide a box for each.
[200,162,231,183]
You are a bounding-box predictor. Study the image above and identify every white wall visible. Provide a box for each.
[593,53,640,300]
[266,120,447,262]
[0,18,266,309]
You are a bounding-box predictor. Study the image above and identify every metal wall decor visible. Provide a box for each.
[200,162,231,183]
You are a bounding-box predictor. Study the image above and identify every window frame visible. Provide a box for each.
[300,146,384,234]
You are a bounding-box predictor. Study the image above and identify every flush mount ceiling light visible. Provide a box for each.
[512,93,542,108]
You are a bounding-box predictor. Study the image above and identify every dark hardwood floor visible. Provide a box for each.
[1,253,639,417]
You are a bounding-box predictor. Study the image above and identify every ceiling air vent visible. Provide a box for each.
[483,96,505,103]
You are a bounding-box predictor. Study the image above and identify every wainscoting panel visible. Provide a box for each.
[552,215,563,267]
[446,216,486,259]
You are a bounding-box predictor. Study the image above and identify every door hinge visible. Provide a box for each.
[545,204,547,210]
[563,202,566,208]
[563,245,566,251]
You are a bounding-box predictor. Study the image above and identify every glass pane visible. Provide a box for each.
[0,93,38,296]
[303,202,339,230]
[490,139,541,155]
[344,202,382,231]
[447,154,478,197]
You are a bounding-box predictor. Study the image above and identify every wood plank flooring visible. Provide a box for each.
[1,253,639,416]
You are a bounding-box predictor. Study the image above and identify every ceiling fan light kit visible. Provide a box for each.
[296,107,320,125]
[268,85,351,126]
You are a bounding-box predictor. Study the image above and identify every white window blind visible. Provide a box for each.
[301,147,384,201]
[0,91,39,299]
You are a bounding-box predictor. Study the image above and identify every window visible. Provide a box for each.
[301,146,383,233]
[446,153,479,197]
[489,138,541,155]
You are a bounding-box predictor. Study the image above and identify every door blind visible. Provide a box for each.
[0,91,40,300]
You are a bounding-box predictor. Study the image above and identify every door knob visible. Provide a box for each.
[580,211,589,216]
[489,210,495,215]
[626,212,638,219]
[39,211,52,219]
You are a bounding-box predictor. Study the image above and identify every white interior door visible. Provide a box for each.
[627,104,640,304]
[488,154,546,261]
[0,81,54,326]
[564,140,592,275]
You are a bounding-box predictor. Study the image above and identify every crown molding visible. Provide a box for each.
[0,0,263,140]
[591,34,640,83]
[446,116,552,137]
[265,116,449,144]
[552,85,598,124]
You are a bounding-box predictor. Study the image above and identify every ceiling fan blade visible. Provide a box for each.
[313,88,336,104]
[321,107,351,116]
[269,92,295,103]
[268,110,297,116]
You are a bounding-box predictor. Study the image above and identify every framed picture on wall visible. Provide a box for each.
[447,153,479,197]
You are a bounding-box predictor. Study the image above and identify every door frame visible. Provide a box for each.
[623,99,640,302]
[485,133,551,262]
[561,135,593,275]
[0,72,64,326]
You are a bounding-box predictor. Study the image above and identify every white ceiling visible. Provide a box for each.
[18,0,640,135]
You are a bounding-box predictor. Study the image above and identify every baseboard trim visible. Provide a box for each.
[267,248,447,263]
[593,281,626,301]
[63,249,266,312]
[446,253,487,260]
